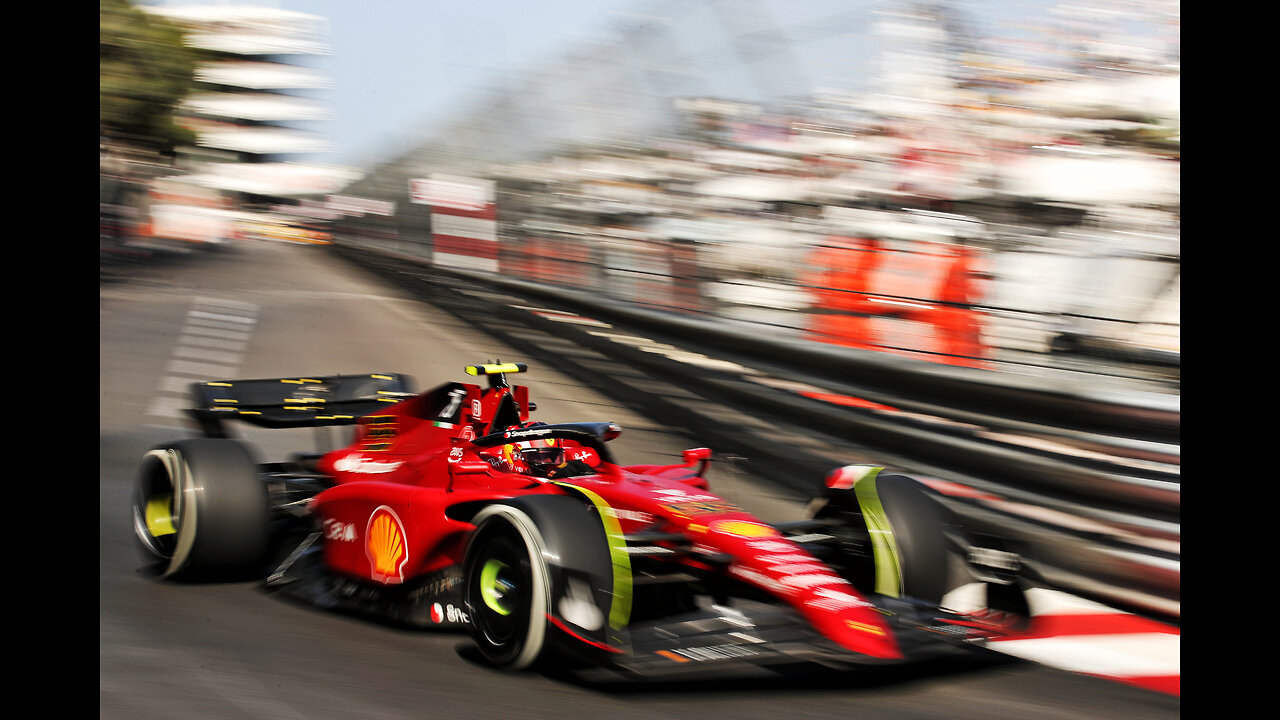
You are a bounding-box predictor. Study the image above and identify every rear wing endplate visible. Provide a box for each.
[186,373,414,438]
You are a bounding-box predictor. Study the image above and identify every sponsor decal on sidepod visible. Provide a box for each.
[366,506,409,584]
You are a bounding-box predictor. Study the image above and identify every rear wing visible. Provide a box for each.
[465,362,527,388]
[186,373,415,438]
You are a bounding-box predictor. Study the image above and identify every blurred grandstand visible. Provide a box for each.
[103,1,1177,381]
[102,3,358,260]
[328,0,1178,382]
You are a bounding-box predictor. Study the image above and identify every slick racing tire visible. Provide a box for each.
[874,473,952,605]
[463,505,554,670]
[131,438,270,581]
[813,472,953,605]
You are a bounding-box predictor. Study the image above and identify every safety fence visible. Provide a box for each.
[328,237,1179,622]
[334,209,1180,387]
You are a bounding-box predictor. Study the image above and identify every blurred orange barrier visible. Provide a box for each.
[667,240,703,314]
[500,231,704,314]
[501,235,595,289]
[801,237,988,368]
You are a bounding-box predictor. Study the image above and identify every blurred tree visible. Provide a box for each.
[100,0,199,154]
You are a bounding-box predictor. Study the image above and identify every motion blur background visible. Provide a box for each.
[101,3,1180,705]
[101,0,1178,386]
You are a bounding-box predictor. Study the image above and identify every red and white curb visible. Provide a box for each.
[943,585,1179,697]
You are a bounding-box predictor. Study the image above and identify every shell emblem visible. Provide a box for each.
[366,506,409,584]
[710,520,779,538]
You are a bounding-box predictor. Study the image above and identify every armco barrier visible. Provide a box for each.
[327,233,1178,444]
[330,239,1177,473]
[431,252,1179,445]
[328,240,1179,619]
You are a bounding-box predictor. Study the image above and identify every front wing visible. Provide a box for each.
[606,594,996,676]
[579,519,1023,676]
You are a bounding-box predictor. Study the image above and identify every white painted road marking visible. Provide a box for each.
[945,584,1179,696]
[146,297,259,421]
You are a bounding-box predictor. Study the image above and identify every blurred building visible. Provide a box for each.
[329,0,1179,378]
[140,3,360,215]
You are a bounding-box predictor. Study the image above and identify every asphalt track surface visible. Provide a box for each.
[100,240,1179,719]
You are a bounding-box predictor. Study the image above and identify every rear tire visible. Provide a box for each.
[131,438,270,581]
[463,505,553,670]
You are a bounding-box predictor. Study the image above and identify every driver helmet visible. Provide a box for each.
[498,422,563,474]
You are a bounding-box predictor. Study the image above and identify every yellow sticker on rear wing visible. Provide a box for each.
[465,363,528,376]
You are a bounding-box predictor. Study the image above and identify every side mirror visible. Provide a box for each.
[682,447,711,465]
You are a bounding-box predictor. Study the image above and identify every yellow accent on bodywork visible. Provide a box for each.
[466,363,527,376]
[852,467,903,597]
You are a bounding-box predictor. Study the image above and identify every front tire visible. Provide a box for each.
[131,438,270,581]
[874,473,953,604]
[810,471,953,604]
[463,505,553,670]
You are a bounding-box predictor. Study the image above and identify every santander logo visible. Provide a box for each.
[333,454,403,474]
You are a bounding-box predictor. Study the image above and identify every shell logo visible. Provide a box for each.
[846,619,887,636]
[366,506,409,584]
[710,520,779,538]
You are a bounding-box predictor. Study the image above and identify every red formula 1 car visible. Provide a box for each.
[132,363,1031,675]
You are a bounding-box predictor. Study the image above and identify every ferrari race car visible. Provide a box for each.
[132,362,1032,675]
